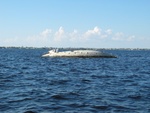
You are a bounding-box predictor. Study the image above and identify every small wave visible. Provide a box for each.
[49,79,69,85]
[81,79,91,83]
[8,97,33,103]
[23,111,37,113]
[128,94,142,100]
[92,105,108,110]
[51,94,67,100]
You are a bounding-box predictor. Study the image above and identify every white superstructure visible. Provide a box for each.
[42,49,117,58]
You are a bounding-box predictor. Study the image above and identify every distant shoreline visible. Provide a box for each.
[0,46,150,50]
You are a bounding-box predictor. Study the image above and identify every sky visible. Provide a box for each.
[0,0,150,48]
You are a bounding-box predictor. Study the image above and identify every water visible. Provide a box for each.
[0,48,150,113]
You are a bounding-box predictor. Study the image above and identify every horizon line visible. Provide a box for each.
[0,46,150,50]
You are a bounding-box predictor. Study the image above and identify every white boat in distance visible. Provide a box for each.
[42,49,117,58]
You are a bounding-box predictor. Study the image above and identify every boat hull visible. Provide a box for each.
[42,50,117,58]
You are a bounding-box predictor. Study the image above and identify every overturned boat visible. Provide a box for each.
[42,49,117,58]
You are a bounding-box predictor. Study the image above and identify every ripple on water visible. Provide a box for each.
[0,48,150,113]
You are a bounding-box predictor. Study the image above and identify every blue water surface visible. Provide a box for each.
[0,48,150,113]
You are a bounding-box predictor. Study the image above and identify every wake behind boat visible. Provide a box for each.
[42,49,117,58]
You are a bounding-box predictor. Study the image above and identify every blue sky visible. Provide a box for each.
[0,0,150,48]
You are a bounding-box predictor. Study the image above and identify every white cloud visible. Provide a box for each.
[112,32,124,41]
[2,37,22,46]
[116,32,124,37]
[1,26,140,48]
[105,29,112,35]
[83,27,114,40]
[112,32,135,42]
[40,29,52,37]
[101,34,108,38]
[27,29,51,42]
[54,27,65,41]
[84,26,101,38]
[69,29,79,41]
[127,35,135,41]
